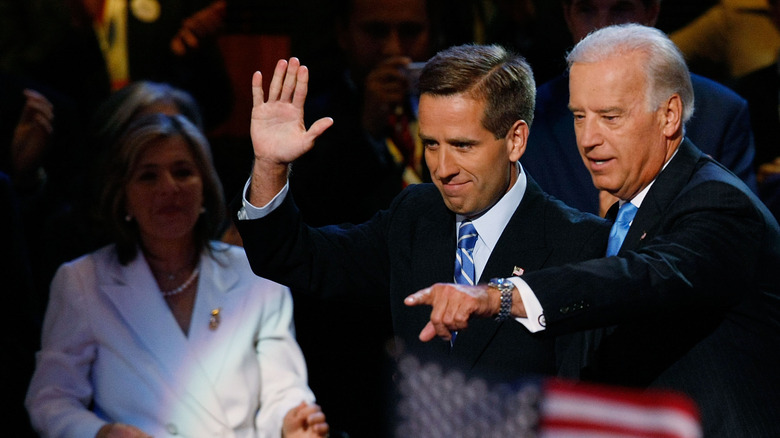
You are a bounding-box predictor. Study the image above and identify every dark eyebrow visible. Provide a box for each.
[448,137,479,145]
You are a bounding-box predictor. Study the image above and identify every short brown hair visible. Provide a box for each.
[417,44,535,139]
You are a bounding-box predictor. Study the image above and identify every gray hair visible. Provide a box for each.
[566,23,694,124]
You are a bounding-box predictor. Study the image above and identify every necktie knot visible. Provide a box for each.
[457,221,478,250]
[606,202,637,256]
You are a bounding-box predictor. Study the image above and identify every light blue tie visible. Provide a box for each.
[606,202,638,256]
[454,221,478,285]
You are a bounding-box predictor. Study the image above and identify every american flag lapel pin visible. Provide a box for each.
[512,266,525,276]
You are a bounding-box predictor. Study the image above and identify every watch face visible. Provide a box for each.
[490,278,510,290]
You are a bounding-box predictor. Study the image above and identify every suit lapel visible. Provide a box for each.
[620,139,702,253]
[187,251,243,385]
[99,251,228,424]
[454,178,554,368]
[483,179,554,278]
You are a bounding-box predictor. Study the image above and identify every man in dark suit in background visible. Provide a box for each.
[522,0,757,216]
[232,44,609,435]
[408,24,780,437]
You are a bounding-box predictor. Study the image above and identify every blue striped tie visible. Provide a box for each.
[607,202,637,256]
[451,221,478,346]
[455,221,478,285]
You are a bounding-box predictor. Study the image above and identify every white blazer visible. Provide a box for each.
[26,242,315,438]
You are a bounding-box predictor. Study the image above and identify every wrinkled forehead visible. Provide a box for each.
[568,55,649,108]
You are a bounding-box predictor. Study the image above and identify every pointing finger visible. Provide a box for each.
[405,287,432,306]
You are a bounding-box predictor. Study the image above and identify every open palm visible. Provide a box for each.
[250,58,333,165]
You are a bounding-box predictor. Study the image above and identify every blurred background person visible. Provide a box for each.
[0,171,38,437]
[25,114,327,438]
[29,81,226,324]
[278,1,438,435]
[78,0,234,131]
[733,0,780,221]
[670,0,780,86]
[292,0,435,226]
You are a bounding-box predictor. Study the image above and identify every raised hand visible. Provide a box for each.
[170,0,226,55]
[361,56,413,138]
[11,89,54,184]
[250,57,332,166]
[247,57,333,206]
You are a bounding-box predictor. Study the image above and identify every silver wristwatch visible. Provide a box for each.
[488,277,513,321]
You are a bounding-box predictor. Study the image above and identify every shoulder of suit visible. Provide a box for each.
[207,241,287,288]
[207,241,250,268]
[392,183,441,207]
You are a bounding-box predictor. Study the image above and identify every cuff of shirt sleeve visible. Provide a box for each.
[506,276,546,333]
[238,178,289,220]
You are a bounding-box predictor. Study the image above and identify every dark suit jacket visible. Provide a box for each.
[522,139,780,437]
[233,175,609,384]
[523,72,758,214]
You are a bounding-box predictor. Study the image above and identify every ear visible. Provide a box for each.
[661,94,683,138]
[507,120,529,163]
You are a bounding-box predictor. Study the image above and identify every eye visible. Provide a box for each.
[173,167,195,179]
[136,170,157,182]
[398,22,425,40]
[574,4,596,15]
[453,142,474,150]
[361,22,391,40]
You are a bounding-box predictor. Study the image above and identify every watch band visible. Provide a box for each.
[489,277,513,321]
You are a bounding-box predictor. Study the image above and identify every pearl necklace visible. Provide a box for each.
[161,267,200,297]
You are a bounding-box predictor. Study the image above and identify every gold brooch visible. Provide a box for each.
[209,308,221,331]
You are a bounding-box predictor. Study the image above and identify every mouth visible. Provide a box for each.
[157,206,184,215]
[587,157,614,172]
[440,179,470,194]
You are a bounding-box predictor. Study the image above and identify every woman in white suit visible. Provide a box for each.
[25,114,329,438]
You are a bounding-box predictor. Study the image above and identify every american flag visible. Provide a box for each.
[395,355,701,438]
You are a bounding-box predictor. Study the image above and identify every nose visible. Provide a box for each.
[432,146,459,180]
[382,28,403,57]
[157,171,180,193]
[575,116,602,150]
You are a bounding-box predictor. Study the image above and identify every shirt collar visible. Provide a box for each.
[624,147,679,209]
[456,163,526,252]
